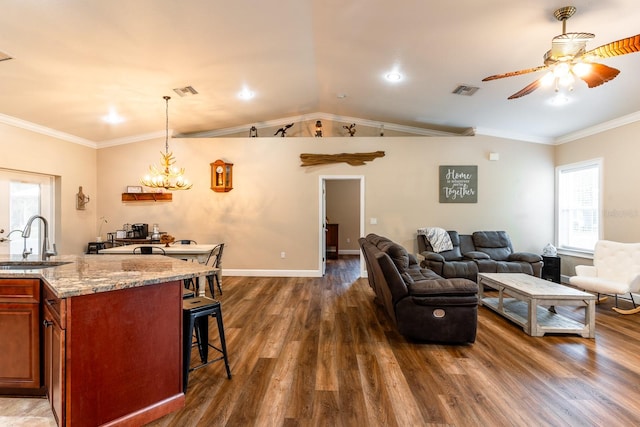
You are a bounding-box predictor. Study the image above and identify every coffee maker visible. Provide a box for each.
[130,223,148,239]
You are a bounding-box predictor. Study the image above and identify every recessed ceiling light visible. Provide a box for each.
[549,93,571,106]
[385,72,402,82]
[102,108,125,124]
[336,93,347,99]
[238,87,255,100]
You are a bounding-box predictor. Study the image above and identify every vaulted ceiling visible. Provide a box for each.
[1,0,639,146]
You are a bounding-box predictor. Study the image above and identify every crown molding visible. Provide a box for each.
[97,131,166,148]
[474,127,553,144]
[0,113,96,148]
[175,112,475,138]
[554,110,640,144]
[3,107,639,148]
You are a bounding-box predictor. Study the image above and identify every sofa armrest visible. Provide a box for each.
[464,251,490,260]
[575,265,597,277]
[509,252,542,263]
[376,252,409,303]
[408,253,420,266]
[421,252,445,262]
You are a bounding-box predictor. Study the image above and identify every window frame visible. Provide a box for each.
[0,168,55,256]
[555,158,603,256]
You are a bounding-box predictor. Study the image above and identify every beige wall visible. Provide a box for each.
[0,123,96,255]
[4,115,637,278]
[326,179,360,253]
[555,120,640,276]
[96,134,555,275]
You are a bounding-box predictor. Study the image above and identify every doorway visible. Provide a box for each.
[318,176,365,277]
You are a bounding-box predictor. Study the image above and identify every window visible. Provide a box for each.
[556,159,602,253]
[0,169,55,256]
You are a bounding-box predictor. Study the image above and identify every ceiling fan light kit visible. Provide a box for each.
[483,6,640,100]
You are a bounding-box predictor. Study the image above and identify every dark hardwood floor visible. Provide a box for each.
[149,256,640,427]
[3,256,640,426]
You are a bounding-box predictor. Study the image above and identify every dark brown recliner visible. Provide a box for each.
[359,234,478,344]
[418,230,542,281]
[417,231,478,281]
[466,231,542,277]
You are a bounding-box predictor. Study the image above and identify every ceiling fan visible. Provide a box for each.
[483,6,640,99]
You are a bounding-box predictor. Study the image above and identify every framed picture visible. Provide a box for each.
[127,185,143,193]
[439,165,477,203]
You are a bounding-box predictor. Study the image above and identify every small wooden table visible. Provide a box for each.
[478,273,596,338]
[99,243,216,263]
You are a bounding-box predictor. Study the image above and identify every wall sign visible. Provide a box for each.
[439,165,477,203]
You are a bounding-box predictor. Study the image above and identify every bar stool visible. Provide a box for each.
[182,297,231,392]
[182,288,195,299]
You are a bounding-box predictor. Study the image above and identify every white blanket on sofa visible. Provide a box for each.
[417,227,453,253]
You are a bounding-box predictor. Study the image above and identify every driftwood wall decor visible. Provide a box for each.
[300,151,385,167]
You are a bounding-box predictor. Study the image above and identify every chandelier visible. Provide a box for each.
[140,96,192,190]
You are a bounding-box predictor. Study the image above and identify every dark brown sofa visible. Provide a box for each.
[417,230,543,281]
[359,233,478,344]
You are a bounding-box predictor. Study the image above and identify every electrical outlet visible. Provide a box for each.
[346,238,351,243]
[280,252,286,258]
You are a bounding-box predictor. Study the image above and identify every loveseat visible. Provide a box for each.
[359,234,478,344]
[417,230,543,281]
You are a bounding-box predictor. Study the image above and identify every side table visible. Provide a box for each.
[541,255,561,283]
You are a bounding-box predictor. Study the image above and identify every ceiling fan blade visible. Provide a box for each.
[579,62,621,88]
[507,79,542,100]
[585,34,640,58]
[482,65,548,81]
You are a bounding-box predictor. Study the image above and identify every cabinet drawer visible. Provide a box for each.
[42,284,66,329]
[0,279,40,303]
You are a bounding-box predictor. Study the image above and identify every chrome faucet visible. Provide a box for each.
[21,215,57,260]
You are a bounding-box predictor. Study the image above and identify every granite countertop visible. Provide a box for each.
[0,254,217,298]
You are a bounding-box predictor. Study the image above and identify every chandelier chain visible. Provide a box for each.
[164,95,170,154]
[139,95,192,190]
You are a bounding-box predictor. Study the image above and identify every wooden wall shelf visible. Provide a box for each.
[121,193,172,202]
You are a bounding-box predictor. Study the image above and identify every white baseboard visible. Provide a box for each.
[224,269,322,277]
[339,249,361,255]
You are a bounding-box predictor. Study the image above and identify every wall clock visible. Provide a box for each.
[210,159,233,192]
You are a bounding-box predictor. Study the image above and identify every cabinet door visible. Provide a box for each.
[43,304,65,426]
[0,302,40,389]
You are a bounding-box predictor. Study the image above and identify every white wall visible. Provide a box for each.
[326,179,360,253]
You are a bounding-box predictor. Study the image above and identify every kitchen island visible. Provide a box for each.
[0,254,217,426]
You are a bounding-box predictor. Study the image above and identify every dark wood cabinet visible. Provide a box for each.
[542,256,561,283]
[326,224,339,259]
[41,280,185,426]
[0,278,42,393]
[42,284,65,425]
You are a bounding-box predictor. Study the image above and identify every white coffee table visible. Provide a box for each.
[478,273,596,338]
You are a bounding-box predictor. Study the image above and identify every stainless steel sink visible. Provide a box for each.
[0,261,72,270]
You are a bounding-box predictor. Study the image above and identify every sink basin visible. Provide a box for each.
[0,261,72,270]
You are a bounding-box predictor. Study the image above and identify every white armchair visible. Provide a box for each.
[569,240,640,314]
